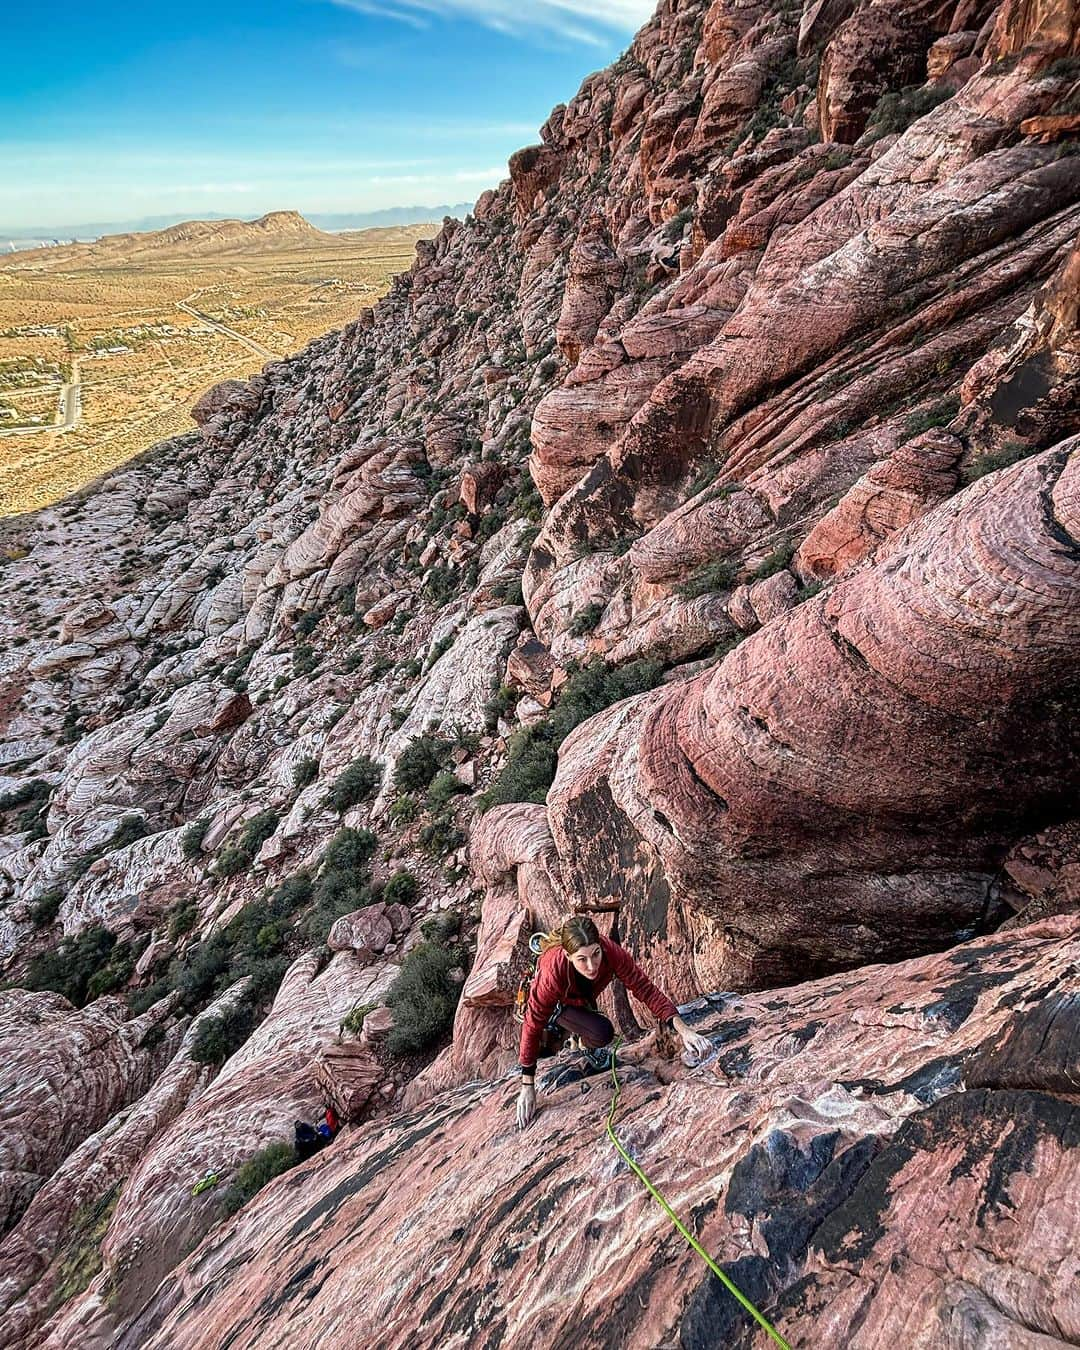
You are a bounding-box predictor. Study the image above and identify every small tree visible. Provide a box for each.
[393,734,452,793]
[324,756,382,812]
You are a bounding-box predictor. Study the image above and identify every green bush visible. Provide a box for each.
[569,602,605,637]
[302,831,379,942]
[222,1142,299,1217]
[685,460,720,495]
[269,870,314,912]
[340,1001,376,1036]
[902,397,960,440]
[865,84,952,139]
[214,846,249,878]
[752,541,797,581]
[383,870,419,906]
[292,756,319,790]
[143,872,313,1021]
[960,441,1032,485]
[85,948,135,1001]
[423,566,458,606]
[418,811,465,859]
[712,633,746,662]
[70,814,149,881]
[29,887,65,928]
[484,683,520,727]
[293,644,319,677]
[191,998,260,1065]
[479,658,664,812]
[394,734,453,792]
[675,560,738,599]
[425,633,454,669]
[22,927,124,1007]
[385,939,467,1054]
[324,756,382,812]
[61,704,83,744]
[389,794,419,825]
[181,819,210,860]
[420,911,461,942]
[167,901,199,940]
[511,476,544,522]
[0,779,51,841]
[215,810,280,878]
[491,576,525,605]
[426,771,463,812]
[324,827,378,873]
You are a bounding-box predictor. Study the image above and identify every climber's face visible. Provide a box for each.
[569,943,602,980]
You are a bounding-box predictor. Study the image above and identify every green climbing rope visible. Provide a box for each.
[605,1039,792,1350]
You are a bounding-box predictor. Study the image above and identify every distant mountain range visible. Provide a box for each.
[1,211,444,270]
[3,204,474,250]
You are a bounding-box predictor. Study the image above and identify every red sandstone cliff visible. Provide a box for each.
[1,0,1079,1345]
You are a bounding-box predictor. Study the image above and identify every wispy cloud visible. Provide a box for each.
[367,165,505,185]
[326,0,654,45]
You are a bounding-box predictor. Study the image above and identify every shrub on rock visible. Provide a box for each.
[385,932,468,1055]
[383,869,419,906]
[325,756,382,812]
[221,1142,298,1217]
[393,734,453,792]
[292,756,319,790]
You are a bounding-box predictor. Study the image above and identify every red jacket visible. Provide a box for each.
[519,933,678,1070]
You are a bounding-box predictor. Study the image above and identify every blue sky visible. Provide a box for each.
[1,0,654,230]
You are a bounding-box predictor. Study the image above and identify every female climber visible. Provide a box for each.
[515,915,711,1129]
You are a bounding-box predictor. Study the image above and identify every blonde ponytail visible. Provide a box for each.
[536,914,601,955]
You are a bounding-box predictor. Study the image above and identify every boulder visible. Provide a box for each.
[311,1043,382,1122]
[327,905,394,958]
[359,1006,395,1046]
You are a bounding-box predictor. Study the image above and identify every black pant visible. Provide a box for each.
[543,1002,614,1052]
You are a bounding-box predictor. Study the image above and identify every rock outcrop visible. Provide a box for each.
[0,991,182,1235]
[1,0,1079,1342]
[84,918,1080,1350]
[547,443,1080,996]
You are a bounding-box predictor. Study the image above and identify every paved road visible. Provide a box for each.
[177,300,278,361]
[0,358,81,438]
[0,299,275,440]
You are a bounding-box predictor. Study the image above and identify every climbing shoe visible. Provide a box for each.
[581,1045,613,1073]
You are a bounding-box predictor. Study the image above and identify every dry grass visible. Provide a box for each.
[0,225,436,515]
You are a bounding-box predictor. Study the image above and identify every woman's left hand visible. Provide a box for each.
[681,1029,712,1058]
[671,1016,712,1061]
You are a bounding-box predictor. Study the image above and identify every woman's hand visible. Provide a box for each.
[672,1015,713,1062]
[516,1083,536,1129]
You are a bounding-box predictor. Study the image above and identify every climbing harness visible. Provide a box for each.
[605,1039,792,1350]
[513,931,548,1024]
